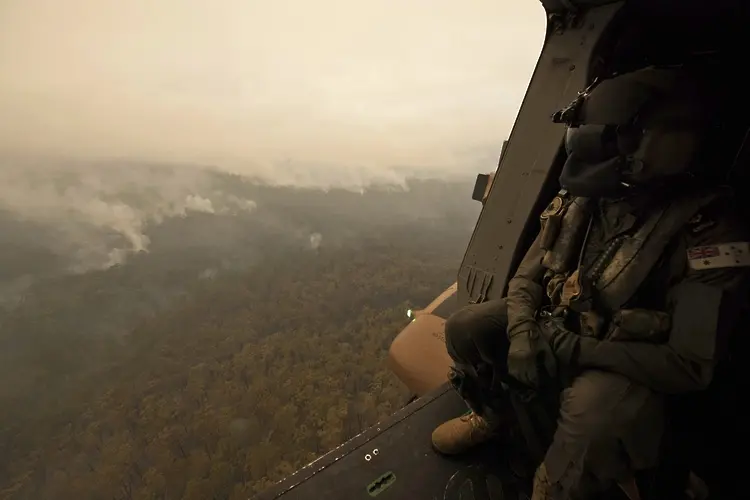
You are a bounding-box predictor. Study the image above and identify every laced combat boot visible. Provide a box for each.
[431,407,502,455]
[433,366,506,455]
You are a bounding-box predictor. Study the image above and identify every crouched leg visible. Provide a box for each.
[432,299,511,455]
[534,370,664,500]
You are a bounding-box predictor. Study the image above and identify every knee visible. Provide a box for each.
[445,307,477,343]
[444,307,478,359]
[444,300,508,365]
[445,304,496,354]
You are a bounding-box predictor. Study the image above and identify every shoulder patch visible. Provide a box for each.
[687,242,750,270]
[686,212,717,234]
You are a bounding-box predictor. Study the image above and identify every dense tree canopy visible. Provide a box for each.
[0,176,477,499]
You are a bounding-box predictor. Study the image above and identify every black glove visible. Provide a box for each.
[507,323,556,389]
[540,317,584,369]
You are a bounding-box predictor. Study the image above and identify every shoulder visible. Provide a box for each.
[683,193,747,245]
[680,193,750,278]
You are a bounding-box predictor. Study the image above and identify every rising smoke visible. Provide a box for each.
[0,0,544,277]
[0,159,258,272]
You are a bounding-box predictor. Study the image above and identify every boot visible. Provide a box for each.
[431,410,499,455]
[531,462,554,500]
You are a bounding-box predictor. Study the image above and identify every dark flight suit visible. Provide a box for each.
[443,193,750,498]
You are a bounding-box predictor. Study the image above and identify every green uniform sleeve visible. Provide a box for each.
[578,202,750,394]
[506,231,546,339]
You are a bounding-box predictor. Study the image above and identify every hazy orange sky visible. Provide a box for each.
[0,0,545,174]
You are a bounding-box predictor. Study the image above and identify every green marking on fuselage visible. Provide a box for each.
[367,471,397,497]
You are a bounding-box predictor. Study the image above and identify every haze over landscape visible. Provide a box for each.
[0,0,544,179]
[0,1,546,498]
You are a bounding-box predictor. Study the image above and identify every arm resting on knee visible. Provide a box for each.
[578,271,749,394]
[506,232,546,339]
[573,202,750,393]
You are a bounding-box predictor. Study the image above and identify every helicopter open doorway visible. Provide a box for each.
[253,1,749,499]
[387,141,507,399]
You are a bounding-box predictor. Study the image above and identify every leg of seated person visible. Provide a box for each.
[532,370,664,500]
[432,299,511,455]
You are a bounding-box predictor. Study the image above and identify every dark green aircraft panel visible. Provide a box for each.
[252,386,533,500]
[457,2,623,305]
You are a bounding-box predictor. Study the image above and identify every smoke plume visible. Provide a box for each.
[0,160,257,272]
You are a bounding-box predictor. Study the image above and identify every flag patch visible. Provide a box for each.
[687,246,720,260]
[687,242,750,270]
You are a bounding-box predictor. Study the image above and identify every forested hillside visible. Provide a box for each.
[0,165,480,499]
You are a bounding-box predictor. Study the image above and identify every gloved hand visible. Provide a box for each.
[540,317,585,369]
[507,322,556,389]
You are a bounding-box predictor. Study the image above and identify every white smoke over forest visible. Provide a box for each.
[0,5,546,497]
[0,0,544,276]
[0,161,258,272]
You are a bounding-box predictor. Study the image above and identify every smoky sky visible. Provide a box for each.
[0,0,545,177]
